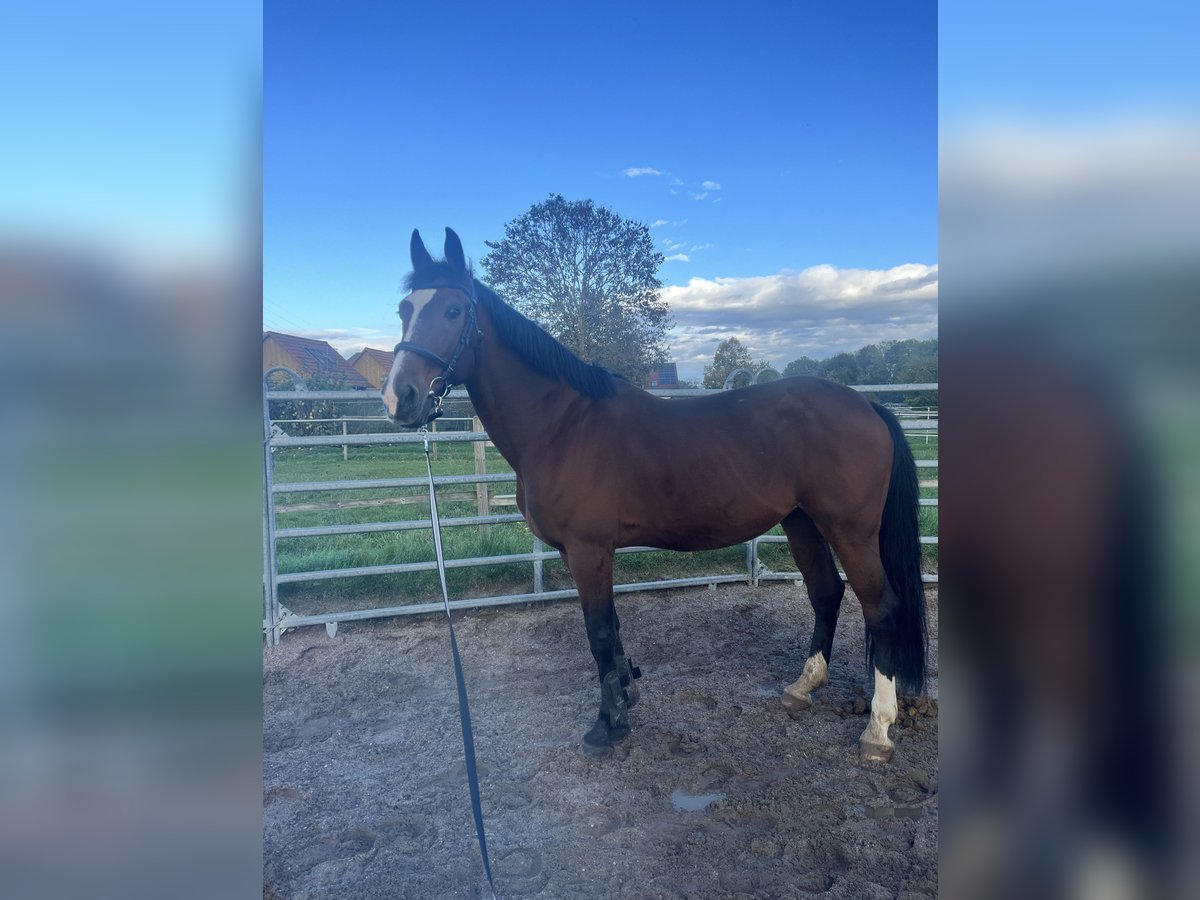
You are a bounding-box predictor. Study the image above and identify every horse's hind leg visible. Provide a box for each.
[779,509,845,714]
[830,536,902,763]
[564,544,635,758]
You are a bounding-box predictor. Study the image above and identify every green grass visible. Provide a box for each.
[270,434,938,616]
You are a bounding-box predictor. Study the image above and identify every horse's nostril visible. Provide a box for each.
[402,384,418,408]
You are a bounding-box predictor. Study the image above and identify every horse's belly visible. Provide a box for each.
[619,509,784,552]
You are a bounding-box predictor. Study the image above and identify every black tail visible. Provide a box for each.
[870,401,928,695]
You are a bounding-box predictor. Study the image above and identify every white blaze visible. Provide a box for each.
[382,289,438,417]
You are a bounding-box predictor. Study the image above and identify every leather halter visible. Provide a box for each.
[393,283,480,421]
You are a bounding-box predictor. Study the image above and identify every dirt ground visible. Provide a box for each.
[263,582,938,899]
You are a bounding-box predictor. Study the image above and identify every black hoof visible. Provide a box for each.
[580,717,629,759]
[580,739,612,760]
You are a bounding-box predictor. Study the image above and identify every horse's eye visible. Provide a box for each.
[446,306,462,320]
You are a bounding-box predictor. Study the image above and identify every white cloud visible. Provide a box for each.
[649,219,669,227]
[665,253,691,262]
[941,118,1200,287]
[622,167,662,177]
[692,191,708,201]
[701,180,722,190]
[662,263,939,380]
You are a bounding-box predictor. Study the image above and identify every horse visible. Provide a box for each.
[383,227,927,762]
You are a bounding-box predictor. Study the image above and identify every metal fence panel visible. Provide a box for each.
[263,373,937,642]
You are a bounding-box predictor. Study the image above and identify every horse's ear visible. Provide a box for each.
[444,227,467,271]
[411,229,434,270]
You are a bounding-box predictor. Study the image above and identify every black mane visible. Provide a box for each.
[473,281,616,398]
[404,261,616,398]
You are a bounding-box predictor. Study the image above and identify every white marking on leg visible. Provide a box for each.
[383,289,438,417]
[784,651,827,704]
[860,668,898,754]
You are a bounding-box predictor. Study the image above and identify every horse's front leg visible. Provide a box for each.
[565,545,638,758]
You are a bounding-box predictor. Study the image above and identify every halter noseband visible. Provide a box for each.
[394,283,481,422]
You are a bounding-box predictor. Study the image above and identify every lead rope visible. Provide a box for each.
[420,426,498,900]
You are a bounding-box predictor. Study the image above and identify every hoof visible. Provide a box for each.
[580,718,629,760]
[859,739,893,764]
[580,738,614,760]
[781,689,812,715]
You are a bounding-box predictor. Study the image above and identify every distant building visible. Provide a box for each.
[262,331,374,389]
[646,362,680,389]
[347,347,395,390]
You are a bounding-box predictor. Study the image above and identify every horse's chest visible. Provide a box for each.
[514,481,556,549]
[521,507,564,551]
[516,479,591,551]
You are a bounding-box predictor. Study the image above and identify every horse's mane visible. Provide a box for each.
[404,263,616,398]
[473,281,617,398]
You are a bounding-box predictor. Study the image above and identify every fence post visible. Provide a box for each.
[473,416,490,539]
[533,536,544,594]
[342,416,348,462]
[431,418,438,461]
[262,366,307,645]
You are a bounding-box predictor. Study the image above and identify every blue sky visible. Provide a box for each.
[0,2,259,262]
[939,1,1200,124]
[265,1,937,379]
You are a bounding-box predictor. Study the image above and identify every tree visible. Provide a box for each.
[854,343,888,384]
[783,356,820,378]
[821,352,861,385]
[702,337,756,388]
[898,351,938,407]
[779,337,937,405]
[267,372,357,437]
[481,194,671,381]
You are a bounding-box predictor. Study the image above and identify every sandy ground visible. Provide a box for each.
[263,582,938,899]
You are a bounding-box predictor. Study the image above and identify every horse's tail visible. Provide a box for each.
[870,401,928,696]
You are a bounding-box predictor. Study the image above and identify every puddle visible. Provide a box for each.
[671,789,725,812]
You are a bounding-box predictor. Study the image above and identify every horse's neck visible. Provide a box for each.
[463,334,583,474]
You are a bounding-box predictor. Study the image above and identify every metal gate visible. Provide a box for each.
[263,372,937,643]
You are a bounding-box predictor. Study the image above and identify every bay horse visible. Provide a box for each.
[383,228,927,762]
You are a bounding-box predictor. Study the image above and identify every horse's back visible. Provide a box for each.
[591,377,893,550]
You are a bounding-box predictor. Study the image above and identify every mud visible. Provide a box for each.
[264,583,938,898]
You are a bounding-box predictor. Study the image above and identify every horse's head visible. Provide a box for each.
[383,227,481,426]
